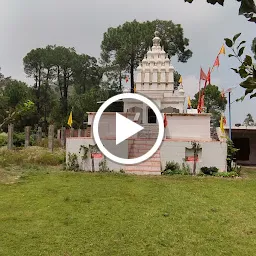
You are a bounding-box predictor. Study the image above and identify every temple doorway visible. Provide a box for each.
[148,108,156,123]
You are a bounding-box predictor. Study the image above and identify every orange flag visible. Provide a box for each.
[212,56,220,70]
[219,44,226,55]
[206,68,211,85]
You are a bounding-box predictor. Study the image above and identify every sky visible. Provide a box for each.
[0,0,255,124]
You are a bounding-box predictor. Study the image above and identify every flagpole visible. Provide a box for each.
[228,91,232,140]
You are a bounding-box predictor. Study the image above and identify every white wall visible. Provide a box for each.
[160,140,227,172]
[165,114,211,140]
[66,138,128,172]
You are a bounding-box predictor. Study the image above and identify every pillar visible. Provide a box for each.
[48,125,54,152]
[8,124,14,150]
[25,126,30,147]
[37,127,42,143]
[78,129,82,137]
[61,127,66,147]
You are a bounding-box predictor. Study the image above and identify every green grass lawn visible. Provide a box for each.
[1,168,256,256]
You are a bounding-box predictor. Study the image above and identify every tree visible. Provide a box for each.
[184,0,256,23]
[101,20,192,92]
[23,48,45,117]
[191,84,227,126]
[73,54,102,94]
[224,34,256,100]
[243,113,255,126]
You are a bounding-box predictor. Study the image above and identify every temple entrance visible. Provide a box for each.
[148,108,156,123]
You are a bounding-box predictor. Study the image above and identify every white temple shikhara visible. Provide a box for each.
[123,31,185,124]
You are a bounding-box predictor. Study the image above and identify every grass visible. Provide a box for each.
[1,167,256,255]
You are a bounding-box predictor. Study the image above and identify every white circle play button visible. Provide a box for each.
[93,93,164,165]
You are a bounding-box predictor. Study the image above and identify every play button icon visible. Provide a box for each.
[115,113,144,145]
[93,93,164,165]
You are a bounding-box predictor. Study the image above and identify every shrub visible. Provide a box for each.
[0,133,8,147]
[99,159,111,172]
[162,161,190,175]
[201,166,219,176]
[13,132,35,147]
[66,153,79,171]
[35,138,62,148]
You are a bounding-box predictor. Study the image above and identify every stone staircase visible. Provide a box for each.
[138,124,159,139]
[125,139,161,175]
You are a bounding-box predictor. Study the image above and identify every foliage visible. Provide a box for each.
[226,137,239,172]
[243,113,255,126]
[184,0,256,23]
[162,161,190,175]
[214,171,239,177]
[101,19,192,92]
[191,84,227,126]
[98,159,111,172]
[0,146,65,168]
[79,145,89,160]
[224,33,256,100]
[0,132,7,147]
[66,153,79,171]
[201,166,219,175]
[13,132,33,147]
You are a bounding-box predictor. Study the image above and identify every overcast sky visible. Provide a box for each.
[0,0,255,124]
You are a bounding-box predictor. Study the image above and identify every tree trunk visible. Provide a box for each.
[63,70,68,115]
[193,151,197,175]
[130,63,134,93]
[91,155,95,172]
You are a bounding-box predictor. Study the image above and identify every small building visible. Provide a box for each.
[224,126,256,166]
[66,32,227,175]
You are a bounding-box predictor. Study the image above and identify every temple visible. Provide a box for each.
[123,31,186,124]
[66,32,227,175]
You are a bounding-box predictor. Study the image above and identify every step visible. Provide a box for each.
[128,153,160,158]
[125,170,161,176]
[125,165,161,171]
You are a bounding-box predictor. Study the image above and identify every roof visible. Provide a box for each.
[224,126,256,131]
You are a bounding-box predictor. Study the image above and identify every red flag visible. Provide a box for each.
[125,76,129,83]
[213,56,220,68]
[223,116,227,125]
[200,68,207,81]
[164,114,168,128]
[206,68,211,85]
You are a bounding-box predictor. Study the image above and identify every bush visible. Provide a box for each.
[35,138,62,148]
[0,133,8,147]
[66,153,79,171]
[13,132,35,147]
[201,166,219,176]
[162,161,191,175]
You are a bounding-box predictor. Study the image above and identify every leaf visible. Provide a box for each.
[250,92,256,99]
[238,46,245,57]
[233,33,241,42]
[237,41,246,49]
[244,55,252,66]
[228,54,235,57]
[240,77,256,89]
[239,68,249,78]
[239,0,256,15]
[231,68,239,73]
[224,38,233,48]
[245,88,254,95]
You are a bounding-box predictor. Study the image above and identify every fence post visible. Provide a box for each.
[25,126,30,147]
[48,125,54,152]
[57,129,61,140]
[37,127,42,143]
[61,127,66,147]
[78,129,82,137]
[8,124,14,150]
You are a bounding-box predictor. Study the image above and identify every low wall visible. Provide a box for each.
[66,138,128,171]
[160,140,227,172]
[66,137,227,173]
